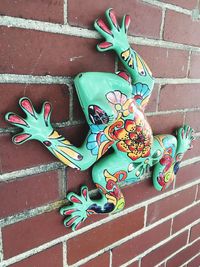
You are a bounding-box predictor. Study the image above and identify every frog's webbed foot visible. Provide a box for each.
[60,186,95,231]
[94,8,130,52]
[5,97,53,144]
[176,125,194,156]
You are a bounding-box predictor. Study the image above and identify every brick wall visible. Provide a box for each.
[0,1,200,266]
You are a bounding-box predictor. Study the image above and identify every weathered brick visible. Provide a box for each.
[189,52,200,78]
[190,222,200,242]
[0,171,60,218]
[80,252,110,267]
[0,84,70,128]
[134,45,188,78]
[185,110,200,133]
[67,208,144,264]
[2,210,67,259]
[172,202,200,233]
[147,186,196,225]
[141,231,188,267]
[159,84,200,111]
[166,239,200,267]
[147,113,184,135]
[0,124,88,173]
[10,244,63,267]
[0,0,64,23]
[187,254,200,267]
[175,163,200,188]
[68,0,162,39]
[0,27,115,76]
[161,0,198,10]
[112,220,171,267]
[164,10,200,46]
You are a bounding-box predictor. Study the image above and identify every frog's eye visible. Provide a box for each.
[88,105,109,125]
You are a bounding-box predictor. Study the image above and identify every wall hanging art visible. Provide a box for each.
[5,9,194,231]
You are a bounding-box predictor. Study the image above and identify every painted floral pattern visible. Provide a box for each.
[132,82,150,108]
[113,118,152,160]
[87,124,108,155]
[106,90,134,117]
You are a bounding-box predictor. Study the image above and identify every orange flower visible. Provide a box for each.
[114,118,152,160]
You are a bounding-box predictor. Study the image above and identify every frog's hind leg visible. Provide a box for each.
[152,134,177,191]
[152,125,194,191]
[60,152,131,231]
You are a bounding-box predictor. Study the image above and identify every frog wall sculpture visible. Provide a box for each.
[5,9,194,231]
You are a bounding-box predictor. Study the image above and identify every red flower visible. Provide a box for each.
[113,118,152,160]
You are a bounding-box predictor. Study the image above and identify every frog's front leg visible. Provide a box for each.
[94,8,154,110]
[5,98,112,170]
[60,152,132,231]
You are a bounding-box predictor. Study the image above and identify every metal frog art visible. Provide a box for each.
[6,9,194,231]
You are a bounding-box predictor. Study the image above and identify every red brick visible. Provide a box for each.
[185,111,200,133]
[164,10,200,46]
[183,139,200,160]
[161,0,198,10]
[172,202,200,233]
[175,163,200,188]
[80,252,110,267]
[166,239,200,267]
[197,184,200,200]
[187,254,200,267]
[145,84,159,113]
[134,45,188,78]
[141,231,188,267]
[0,0,63,24]
[68,0,162,39]
[0,27,115,76]
[67,167,94,193]
[159,84,200,111]
[0,124,88,173]
[0,171,60,218]
[190,222,200,242]
[0,133,57,172]
[189,52,200,78]
[124,178,172,210]
[10,244,63,267]
[73,87,86,121]
[112,220,171,267]
[147,186,196,225]
[67,208,144,264]
[2,210,67,258]
[127,261,139,267]
[147,113,184,135]
[0,84,70,128]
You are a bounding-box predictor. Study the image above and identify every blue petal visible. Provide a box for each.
[92,146,99,155]
[87,134,96,143]
[87,141,97,150]
[100,134,107,143]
